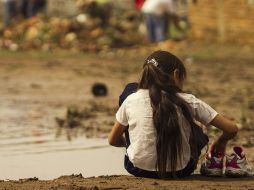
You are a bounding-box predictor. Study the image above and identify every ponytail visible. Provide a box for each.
[139,51,196,178]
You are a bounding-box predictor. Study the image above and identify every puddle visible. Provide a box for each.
[0,100,128,180]
[0,135,128,180]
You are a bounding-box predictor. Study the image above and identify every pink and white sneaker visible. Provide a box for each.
[225,146,253,177]
[200,152,224,177]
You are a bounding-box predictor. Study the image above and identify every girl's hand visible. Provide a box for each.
[209,114,238,156]
[211,137,228,156]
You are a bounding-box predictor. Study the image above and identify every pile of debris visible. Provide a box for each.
[55,101,118,140]
[0,0,145,52]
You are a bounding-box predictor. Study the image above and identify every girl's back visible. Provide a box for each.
[117,89,217,171]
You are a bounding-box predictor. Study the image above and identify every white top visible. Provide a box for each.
[116,89,218,171]
[141,0,174,15]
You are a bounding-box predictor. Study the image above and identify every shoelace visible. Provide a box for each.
[199,144,209,162]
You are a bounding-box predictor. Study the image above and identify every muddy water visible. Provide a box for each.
[0,132,128,180]
[0,102,128,180]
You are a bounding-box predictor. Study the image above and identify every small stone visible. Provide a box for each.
[152,181,159,185]
[9,43,19,52]
[91,186,99,190]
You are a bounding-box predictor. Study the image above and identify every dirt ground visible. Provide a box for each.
[0,174,254,190]
[0,45,254,189]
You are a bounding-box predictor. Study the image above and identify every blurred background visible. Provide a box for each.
[0,0,253,180]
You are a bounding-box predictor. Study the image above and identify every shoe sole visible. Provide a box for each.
[225,168,248,177]
[200,164,223,177]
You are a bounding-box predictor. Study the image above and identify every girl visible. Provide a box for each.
[108,50,240,178]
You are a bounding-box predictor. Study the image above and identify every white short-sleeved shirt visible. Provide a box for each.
[141,0,174,15]
[116,89,218,171]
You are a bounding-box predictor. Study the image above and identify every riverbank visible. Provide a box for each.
[0,45,253,188]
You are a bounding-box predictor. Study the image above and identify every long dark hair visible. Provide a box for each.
[138,50,196,178]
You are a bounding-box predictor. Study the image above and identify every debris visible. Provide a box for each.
[19,177,39,182]
[55,102,117,140]
[92,83,108,97]
[0,1,144,52]
[242,137,254,148]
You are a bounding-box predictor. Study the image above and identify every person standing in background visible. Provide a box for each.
[2,0,17,27]
[141,0,174,43]
[27,0,46,17]
[134,0,145,10]
[20,0,29,18]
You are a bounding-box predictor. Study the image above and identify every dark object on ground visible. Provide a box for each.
[92,83,108,97]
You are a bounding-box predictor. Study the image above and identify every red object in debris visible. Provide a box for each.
[135,0,145,9]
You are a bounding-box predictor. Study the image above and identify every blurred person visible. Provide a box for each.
[27,0,46,17]
[170,0,190,33]
[134,0,145,10]
[20,0,29,18]
[107,51,253,179]
[2,0,17,27]
[141,0,174,42]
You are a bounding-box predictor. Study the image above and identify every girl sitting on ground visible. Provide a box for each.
[108,50,252,178]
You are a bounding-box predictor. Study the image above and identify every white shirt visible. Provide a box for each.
[141,0,174,15]
[116,89,218,171]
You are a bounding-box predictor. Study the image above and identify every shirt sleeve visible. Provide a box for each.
[188,96,218,126]
[115,100,129,126]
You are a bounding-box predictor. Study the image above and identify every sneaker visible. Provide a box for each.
[200,152,224,177]
[225,146,253,177]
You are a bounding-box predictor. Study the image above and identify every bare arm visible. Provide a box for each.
[210,114,238,154]
[108,121,128,147]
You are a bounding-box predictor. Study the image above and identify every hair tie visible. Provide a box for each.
[147,58,158,67]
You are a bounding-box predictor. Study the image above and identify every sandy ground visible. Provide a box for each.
[0,175,254,190]
[0,47,254,189]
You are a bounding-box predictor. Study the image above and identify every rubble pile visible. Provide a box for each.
[55,101,118,140]
[0,1,145,52]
